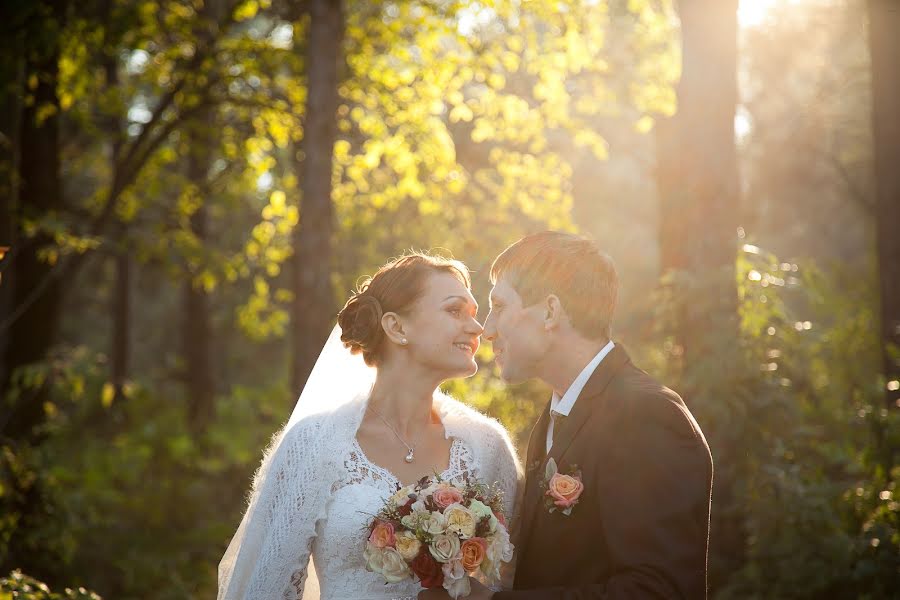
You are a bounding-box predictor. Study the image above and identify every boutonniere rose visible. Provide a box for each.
[540,457,584,516]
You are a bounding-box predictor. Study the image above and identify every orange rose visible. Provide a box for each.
[432,484,464,509]
[460,537,487,572]
[368,520,396,549]
[546,472,584,508]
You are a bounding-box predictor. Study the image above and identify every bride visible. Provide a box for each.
[218,252,521,599]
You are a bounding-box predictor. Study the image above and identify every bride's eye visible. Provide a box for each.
[448,308,462,317]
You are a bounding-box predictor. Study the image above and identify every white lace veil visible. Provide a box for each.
[218,324,376,600]
[286,324,377,426]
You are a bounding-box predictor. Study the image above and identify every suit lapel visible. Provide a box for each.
[517,345,632,560]
[545,345,630,466]
[516,401,551,554]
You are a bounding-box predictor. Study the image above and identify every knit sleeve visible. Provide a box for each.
[218,417,331,600]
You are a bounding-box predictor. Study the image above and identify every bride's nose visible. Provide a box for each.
[466,317,484,336]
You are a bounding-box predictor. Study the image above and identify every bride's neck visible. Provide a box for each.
[367,363,437,435]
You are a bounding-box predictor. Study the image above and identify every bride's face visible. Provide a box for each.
[400,272,483,378]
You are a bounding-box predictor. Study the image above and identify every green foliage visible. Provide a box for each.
[2,0,893,598]
[651,242,899,599]
[1,340,292,597]
[0,571,100,600]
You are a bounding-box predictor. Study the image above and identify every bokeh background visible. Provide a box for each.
[1,0,898,597]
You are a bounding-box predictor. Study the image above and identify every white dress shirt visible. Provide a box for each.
[546,340,616,454]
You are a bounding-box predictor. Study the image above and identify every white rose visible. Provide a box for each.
[422,511,448,535]
[364,542,385,574]
[411,499,427,513]
[467,499,492,520]
[444,503,476,539]
[395,531,422,561]
[429,533,461,563]
[467,499,498,533]
[390,485,415,507]
[487,526,513,564]
[481,527,511,583]
[442,558,470,599]
[401,509,428,530]
[380,547,411,583]
[481,556,499,582]
[487,513,499,534]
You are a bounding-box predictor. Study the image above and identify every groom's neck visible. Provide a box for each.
[540,334,610,397]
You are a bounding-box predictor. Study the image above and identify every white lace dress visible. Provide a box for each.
[218,394,520,600]
[297,438,475,600]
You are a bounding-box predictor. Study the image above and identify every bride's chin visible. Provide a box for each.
[447,360,478,379]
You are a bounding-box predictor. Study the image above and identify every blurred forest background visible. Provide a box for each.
[1,0,898,597]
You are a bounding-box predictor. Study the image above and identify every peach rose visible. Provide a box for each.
[546,472,584,508]
[368,520,396,549]
[432,484,464,509]
[460,537,487,572]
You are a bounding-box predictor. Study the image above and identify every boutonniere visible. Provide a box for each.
[540,457,584,516]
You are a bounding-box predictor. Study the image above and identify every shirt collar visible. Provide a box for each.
[550,340,616,417]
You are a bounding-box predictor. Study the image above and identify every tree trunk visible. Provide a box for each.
[0,29,24,393]
[180,0,229,431]
[868,0,900,408]
[0,0,65,438]
[103,47,131,406]
[184,208,215,430]
[655,1,742,591]
[182,119,216,431]
[656,0,741,363]
[290,0,344,394]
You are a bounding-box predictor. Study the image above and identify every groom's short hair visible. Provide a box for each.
[490,231,618,340]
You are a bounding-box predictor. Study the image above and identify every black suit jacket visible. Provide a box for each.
[495,345,713,600]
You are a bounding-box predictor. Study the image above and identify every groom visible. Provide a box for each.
[422,231,713,599]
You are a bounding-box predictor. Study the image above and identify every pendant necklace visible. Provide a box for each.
[367,405,429,463]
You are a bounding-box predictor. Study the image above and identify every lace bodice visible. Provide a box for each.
[218,394,521,600]
[292,438,474,600]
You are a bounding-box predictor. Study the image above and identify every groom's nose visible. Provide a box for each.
[482,313,496,341]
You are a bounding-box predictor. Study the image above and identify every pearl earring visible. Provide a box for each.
[400,338,408,345]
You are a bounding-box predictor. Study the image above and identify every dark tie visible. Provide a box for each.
[550,409,565,448]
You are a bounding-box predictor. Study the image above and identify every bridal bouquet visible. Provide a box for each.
[364,476,514,598]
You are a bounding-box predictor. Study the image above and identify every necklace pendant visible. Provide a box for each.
[405,450,415,463]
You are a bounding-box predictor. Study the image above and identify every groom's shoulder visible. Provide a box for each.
[608,365,706,444]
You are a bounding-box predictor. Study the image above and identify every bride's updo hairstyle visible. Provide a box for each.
[337,252,471,366]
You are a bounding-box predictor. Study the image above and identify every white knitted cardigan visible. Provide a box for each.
[218,391,522,600]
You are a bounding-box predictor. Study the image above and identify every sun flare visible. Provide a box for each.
[738,0,782,28]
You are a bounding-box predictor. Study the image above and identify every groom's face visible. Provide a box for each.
[483,278,547,384]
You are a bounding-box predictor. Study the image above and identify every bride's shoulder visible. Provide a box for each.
[279,401,360,448]
[437,392,512,442]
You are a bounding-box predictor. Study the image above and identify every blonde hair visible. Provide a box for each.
[491,231,617,340]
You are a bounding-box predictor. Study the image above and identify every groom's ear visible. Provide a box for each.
[543,294,564,331]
